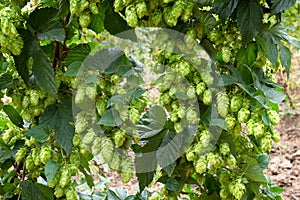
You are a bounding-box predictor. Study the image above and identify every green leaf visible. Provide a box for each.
[98,108,122,126]
[37,21,65,42]
[13,29,32,85]
[79,166,94,188]
[0,74,13,90]
[34,183,54,200]
[137,105,167,139]
[64,61,82,76]
[45,160,59,182]
[28,8,59,31]
[83,48,124,73]
[3,105,23,128]
[89,11,105,33]
[107,190,121,200]
[136,171,155,192]
[31,40,57,94]
[21,181,46,200]
[107,95,124,107]
[262,112,271,126]
[257,154,270,170]
[24,125,51,142]
[279,44,292,78]
[212,0,239,21]
[197,11,217,30]
[270,0,296,15]
[40,98,75,154]
[245,165,267,183]
[166,178,181,192]
[104,10,130,36]
[261,85,286,104]
[237,0,263,42]
[236,43,258,67]
[205,174,220,194]
[269,24,300,47]
[0,145,13,164]
[65,44,91,66]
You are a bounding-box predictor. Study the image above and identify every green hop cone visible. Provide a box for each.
[109,152,121,170]
[22,96,30,108]
[225,116,236,131]
[70,152,81,168]
[121,157,133,183]
[75,88,86,105]
[174,122,183,133]
[15,147,26,162]
[221,47,232,63]
[187,86,196,99]
[75,116,88,134]
[125,4,138,28]
[164,7,177,27]
[271,129,280,142]
[229,178,245,200]
[267,109,280,125]
[219,142,230,156]
[186,108,198,124]
[91,137,102,155]
[178,60,191,76]
[114,0,124,12]
[196,82,206,96]
[113,129,127,147]
[48,172,60,188]
[149,9,163,26]
[184,29,197,49]
[237,108,250,123]
[186,151,195,161]
[129,107,140,124]
[230,95,243,113]
[245,119,255,135]
[25,157,34,171]
[181,0,194,22]
[66,188,78,200]
[170,112,178,122]
[79,13,90,28]
[100,137,114,162]
[59,168,71,188]
[40,147,52,164]
[54,186,64,198]
[72,134,80,147]
[171,0,183,19]
[136,1,147,19]
[96,98,107,116]
[29,90,40,106]
[261,134,272,152]
[32,148,41,166]
[219,188,229,199]
[217,92,229,118]
[253,122,264,138]
[200,71,214,86]
[202,89,212,105]
[82,129,97,145]
[90,2,99,15]
[194,157,207,174]
[226,154,236,169]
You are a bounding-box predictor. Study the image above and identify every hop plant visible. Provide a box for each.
[229,178,245,200]
[217,92,229,118]
[230,95,243,113]
[237,108,250,123]
[125,4,138,28]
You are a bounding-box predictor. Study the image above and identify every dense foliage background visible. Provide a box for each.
[0,0,299,199]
